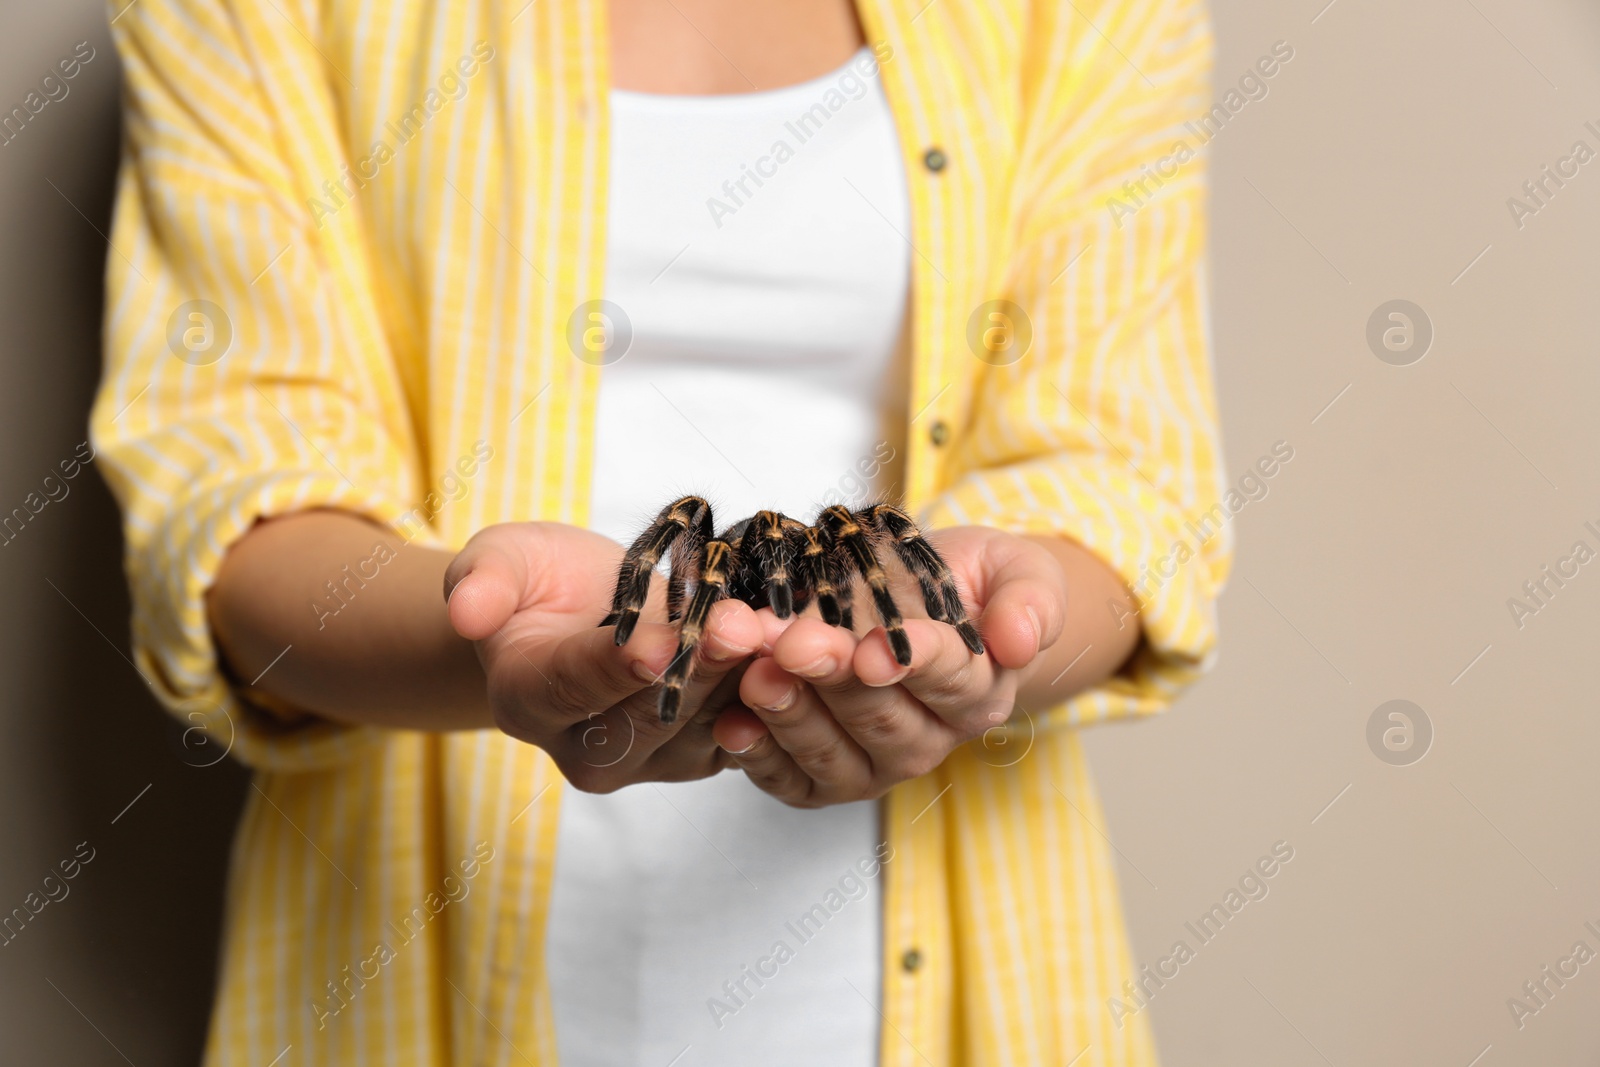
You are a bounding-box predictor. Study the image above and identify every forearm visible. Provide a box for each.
[1016,534,1140,709]
[206,510,492,730]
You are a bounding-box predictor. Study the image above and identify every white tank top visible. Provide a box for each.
[546,48,910,1067]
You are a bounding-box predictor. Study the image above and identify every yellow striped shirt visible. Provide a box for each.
[91,0,1227,1063]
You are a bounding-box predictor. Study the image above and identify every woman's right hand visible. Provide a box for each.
[443,522,763,792]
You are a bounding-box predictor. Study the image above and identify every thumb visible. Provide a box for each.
[976,538,1068,672]
[444,526,530,641]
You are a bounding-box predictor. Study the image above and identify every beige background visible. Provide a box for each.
[2,0,1597,1063]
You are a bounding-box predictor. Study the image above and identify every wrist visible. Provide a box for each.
[1013,532,1138,708]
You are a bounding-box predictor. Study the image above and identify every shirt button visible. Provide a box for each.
[901,948,924,973]
[922,147,947,173]
[929,420,950,447]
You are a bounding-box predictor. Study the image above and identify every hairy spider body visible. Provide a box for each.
[602,495,985,721]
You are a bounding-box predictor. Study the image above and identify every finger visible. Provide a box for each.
[553,701,726,791]
[712,706,816,807]
[711,704,770,754]
[768,617,953,766]
[445,529,528,640]
[852,619,1009,736]
[637,706,735,782]
[974,541,1068,670]
[562,703,648,780]
[575,599,762,776]
[697,599,765,671]
[539,622,679,727]
[752,605,800,654]
[634,599,763,721]
[562,675,737,773]
[765,614,859,686]
[739,656,871,793]
[642,648,756,758]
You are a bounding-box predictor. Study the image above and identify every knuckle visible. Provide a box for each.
[921,659,975,704]
[737,747,810,803]
[746,763,799,798]
[845,703,906,747]
[788,735,850,778]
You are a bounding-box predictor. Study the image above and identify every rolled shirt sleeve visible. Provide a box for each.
[924,0,1231,728]
[90,0,431,770]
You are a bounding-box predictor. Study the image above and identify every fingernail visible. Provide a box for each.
[1024,606,1042,654]
[631,660,659,684]
[797,655,837,679]
[722,737,761,755]
[707,635,756,662]
[758,685,799,713]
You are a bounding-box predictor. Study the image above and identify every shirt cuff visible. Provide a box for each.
[921,455,1228,729]
[128,467,442,772]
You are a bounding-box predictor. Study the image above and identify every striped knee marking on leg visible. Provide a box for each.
[607,495,714,644]
[657,540,731,722]
[752,510,795,617]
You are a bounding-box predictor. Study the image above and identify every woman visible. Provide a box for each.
[92,0,1227,1063]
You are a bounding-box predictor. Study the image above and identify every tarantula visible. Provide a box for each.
[602,495,985,722]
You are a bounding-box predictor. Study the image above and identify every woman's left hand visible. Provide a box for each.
[710,526,1093,808]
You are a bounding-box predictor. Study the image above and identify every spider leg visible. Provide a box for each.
[821,505,912,666]
[742,510,799,618]
[864,506,946,620]
[801,526,843,626]
[831,549,857,632]
[665,515,711,623]
[603,495,712,645]
[868,504,986,655]
[665,569,688,624]
[803,523,859,629]
[657,538,735,722]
